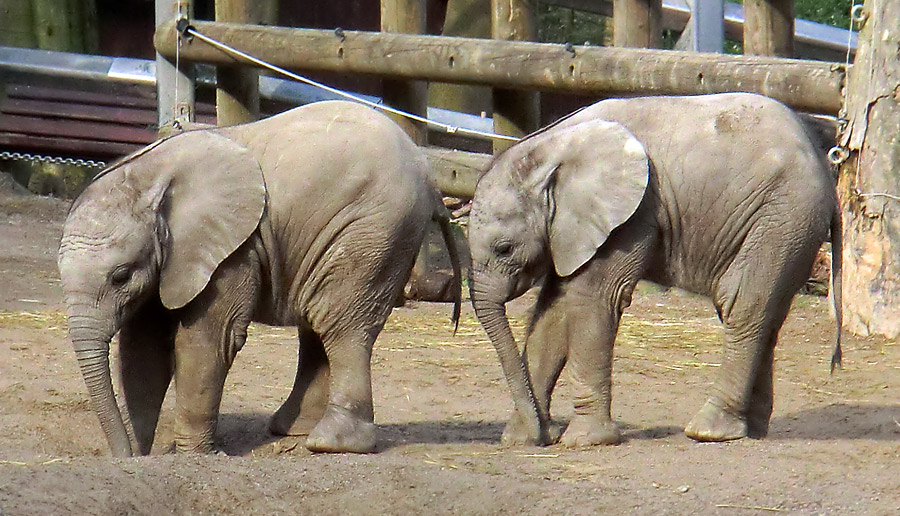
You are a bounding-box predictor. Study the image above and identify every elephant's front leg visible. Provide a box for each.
[558,295,623,447]
[269,327,330,436]
[502,288,568,446]
[119,298,176,455]
[172,323,234,453]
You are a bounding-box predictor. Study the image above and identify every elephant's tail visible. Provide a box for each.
[434,207,462,334]
[829,205,843,373]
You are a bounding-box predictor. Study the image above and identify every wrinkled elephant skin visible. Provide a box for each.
[467,93,842,448]
[58,101,461,456]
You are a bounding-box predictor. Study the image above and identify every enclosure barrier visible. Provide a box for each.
[154,20,845,116]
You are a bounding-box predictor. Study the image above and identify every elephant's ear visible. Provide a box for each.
[127,131,266,310]
[543,120,649,277]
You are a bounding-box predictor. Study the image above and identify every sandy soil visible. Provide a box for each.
[0,190,898,515]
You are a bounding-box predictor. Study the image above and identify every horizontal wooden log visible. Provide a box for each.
[155,20,845,114]
[423,147,491,198]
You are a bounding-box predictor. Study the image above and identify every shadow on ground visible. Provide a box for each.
[770,403,900,441]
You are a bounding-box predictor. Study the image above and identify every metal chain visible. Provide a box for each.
[0,151,107,169]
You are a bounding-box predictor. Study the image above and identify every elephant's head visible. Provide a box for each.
[468,119,650,444]
[57,131,266,456]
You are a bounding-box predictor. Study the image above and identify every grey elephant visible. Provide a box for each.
[58,100,461,457]
[468,93,842,447]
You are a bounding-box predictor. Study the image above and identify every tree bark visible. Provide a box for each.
[838,0,900,338]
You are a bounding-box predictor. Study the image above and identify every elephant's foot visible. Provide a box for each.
[560,414,620,448]
[501,410,563,447]
[305,404,376,453]
[684,400,748,442]
[746,403,772,439]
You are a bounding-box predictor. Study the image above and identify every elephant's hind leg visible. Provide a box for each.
[686,231,818,442]
[269,327,330,436]
[303,324,378,453]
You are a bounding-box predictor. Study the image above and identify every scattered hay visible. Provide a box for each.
[0,310,67,333]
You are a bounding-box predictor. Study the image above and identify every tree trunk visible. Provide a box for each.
[838,0,900,338]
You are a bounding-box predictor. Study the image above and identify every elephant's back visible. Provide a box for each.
[217,102,435,324]
[223,101,432,218]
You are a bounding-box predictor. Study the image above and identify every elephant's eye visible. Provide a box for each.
[493,241,514,258]
[110,265,133,287]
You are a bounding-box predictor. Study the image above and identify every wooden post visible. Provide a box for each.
[156,0,195,133]
[613,0,662,48]
[428,0,492,122]
[0,0,37,48]
[215,0,263,126]
[838,0,900,339]
[381,0,428,144]
[491,0,539,154]
[743,0,794,57]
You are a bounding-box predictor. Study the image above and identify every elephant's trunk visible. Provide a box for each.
[470,277,549,445]
[67,311,133,457]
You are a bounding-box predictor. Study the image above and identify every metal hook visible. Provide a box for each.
[827,146,849,165]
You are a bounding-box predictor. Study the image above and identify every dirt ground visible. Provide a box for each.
[0,189,898,516]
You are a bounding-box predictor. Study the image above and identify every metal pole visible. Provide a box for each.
[688,0,724,52]
[155,0,195,134]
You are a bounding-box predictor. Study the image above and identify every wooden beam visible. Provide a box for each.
[491,0,539,154]
[423,147,491,198]
[215,0,262,126]
[743,0,794,57]
[614,0,663,48]
[381,0,428,144]
[156,20,844,114]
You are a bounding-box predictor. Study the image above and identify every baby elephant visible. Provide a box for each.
[58,101,460,456]
[468,93,841,447]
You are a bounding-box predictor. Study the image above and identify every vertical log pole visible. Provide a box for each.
[613,0,662,48]
[491,0,539,154]
[838,0,900,339]
[215,0,262,126]
[156,0,195,134]
[381,0,428,144]
[743,0,794,57]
